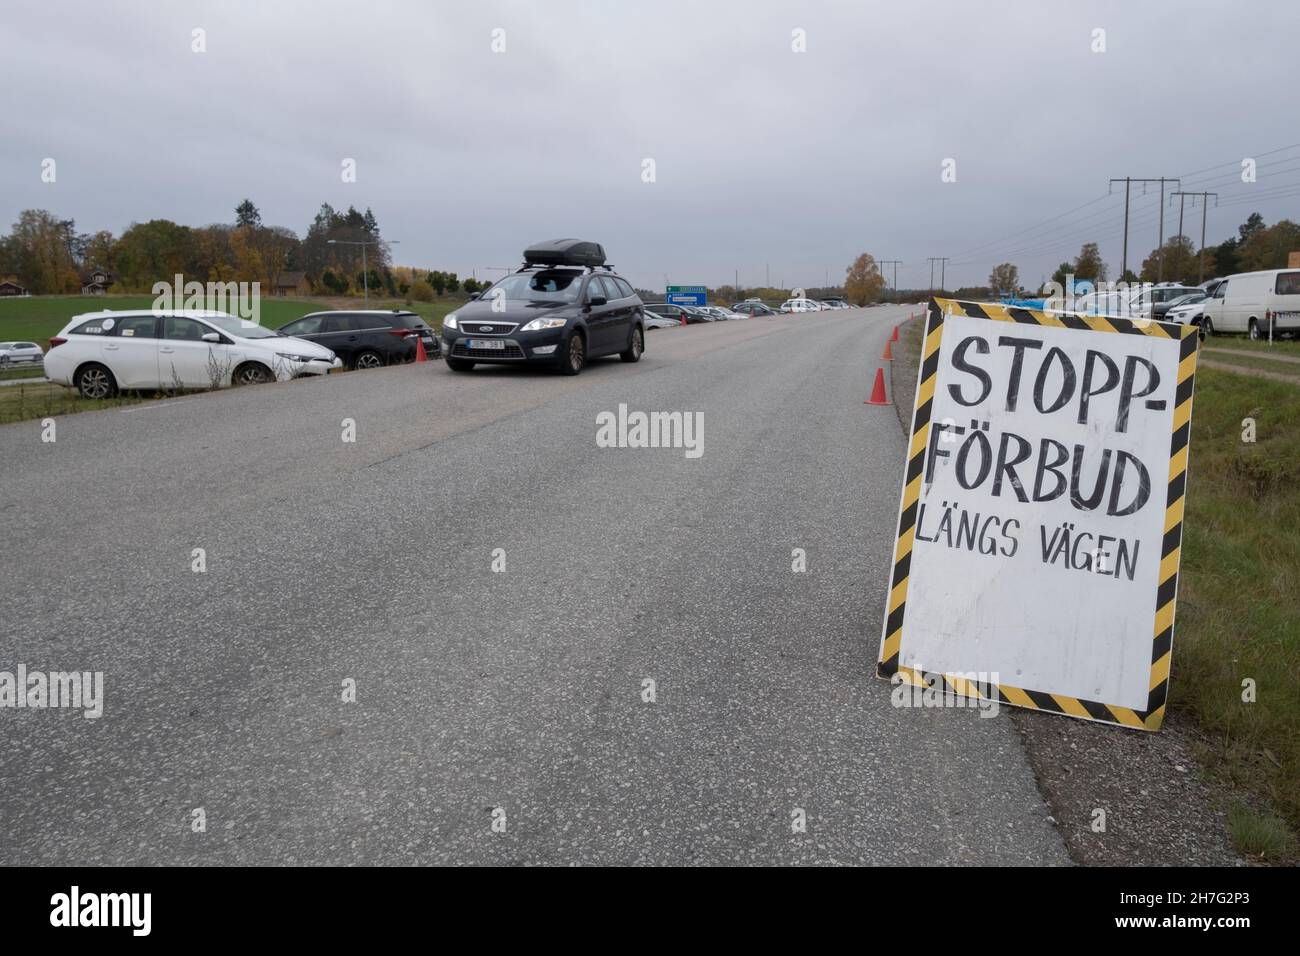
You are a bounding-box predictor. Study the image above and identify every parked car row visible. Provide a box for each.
[40,305,449,398]
[779,296,853,312]
[44,311,343,397]
[1070,269,1300,340]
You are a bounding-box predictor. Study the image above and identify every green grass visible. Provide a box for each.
[1201,352,1300,377]
[1227,801,1292,861]
[1203,335,1300,356]
[1175,367,1300,849]
[0,294,464,343]
[0,381,149,423]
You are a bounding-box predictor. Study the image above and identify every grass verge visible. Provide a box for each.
[0,381,149,424]
[1202,335,1300,356]
[1200,351,1300,377]
[1175,366,1300,859]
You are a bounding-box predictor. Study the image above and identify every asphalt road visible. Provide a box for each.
[0,306,1069,865]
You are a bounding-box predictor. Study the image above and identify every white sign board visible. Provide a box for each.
[877,299,1199,730]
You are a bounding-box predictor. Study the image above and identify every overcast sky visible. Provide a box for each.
[2,0,1298,292]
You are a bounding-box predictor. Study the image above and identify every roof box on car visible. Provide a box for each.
[523,239,606,268]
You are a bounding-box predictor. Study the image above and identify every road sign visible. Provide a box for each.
[666,285,706,306]
[877,297,1200,730]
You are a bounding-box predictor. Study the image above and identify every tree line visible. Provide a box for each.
[0,200,490,298]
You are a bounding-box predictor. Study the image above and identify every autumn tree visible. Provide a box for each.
[844,253,885,305]
[1,210,81,293]
[1238,219,1300,271]
[1073,242,1108,282]
[988,262,1020,296]
[1139,236,1199,283]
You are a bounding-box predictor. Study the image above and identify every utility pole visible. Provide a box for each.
[879,259,902,302]
[1109,176,1179,281]
[1171,191,1218,283]
[927,257,949,293]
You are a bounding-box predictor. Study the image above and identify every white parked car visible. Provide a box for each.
[1199,269,1300,339]
[44,310,341,399]
[779,298,823,313]
[1072,284,1196,320]
[0,341,44,366]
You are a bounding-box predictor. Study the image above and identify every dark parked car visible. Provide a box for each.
[731,301,775,316]
[441,239,644,375]
[682,307,715,323]
[644,303,691,325]
[277,310,439,369]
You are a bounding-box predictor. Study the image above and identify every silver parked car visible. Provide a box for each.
[0,341,44,366]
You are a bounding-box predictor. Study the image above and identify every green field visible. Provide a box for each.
[0,294,463,343]
[1203,335,1300,357]
[1176,365,1300,857]
[1201,351,1300,378]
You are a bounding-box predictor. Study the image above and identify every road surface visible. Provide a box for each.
[0,306,1069,865]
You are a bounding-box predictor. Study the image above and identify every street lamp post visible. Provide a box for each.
[327,238,399,306]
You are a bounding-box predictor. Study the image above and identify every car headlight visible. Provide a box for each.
[520,316,568,332]
[444,313,459,330]
[276,352,318,363]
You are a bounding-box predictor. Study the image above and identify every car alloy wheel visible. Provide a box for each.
[355,351,383,370]
[235,363,272,385]
[77,366,114,399]
[562,333,585,374]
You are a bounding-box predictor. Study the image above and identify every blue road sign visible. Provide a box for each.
[666,285,706,306]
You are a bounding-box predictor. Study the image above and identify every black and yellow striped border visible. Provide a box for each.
[876,297,1200,731]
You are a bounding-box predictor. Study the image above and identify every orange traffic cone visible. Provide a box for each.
[891,325,899,342]
[866,367,890,405]
[882,338,893,360]
[414,335,428,362]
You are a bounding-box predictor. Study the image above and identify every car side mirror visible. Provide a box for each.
[588,295,607,307]
[201,332,221,343]
[468,292,480,300]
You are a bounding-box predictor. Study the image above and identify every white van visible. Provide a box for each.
[1200,269,1300,339]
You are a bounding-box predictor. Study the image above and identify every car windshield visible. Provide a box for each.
[198,314,280,338]
[484,271,583,303]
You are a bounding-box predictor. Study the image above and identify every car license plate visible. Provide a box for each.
[468,339,505,350]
